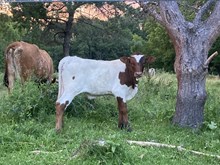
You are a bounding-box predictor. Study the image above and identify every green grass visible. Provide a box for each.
[0,72,220,165]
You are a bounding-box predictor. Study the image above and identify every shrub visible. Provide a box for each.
[132,72,176,121]
[73,139,133,164]
[0,81,58,122]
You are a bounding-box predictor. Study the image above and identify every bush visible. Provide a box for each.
[131,72,177,121]
[0,81,58,122]
[74,139,133,164]
[204,78,220,130]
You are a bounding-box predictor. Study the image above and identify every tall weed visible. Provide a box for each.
[73,139,133,164]
[0,81,57,122]
[204,77,220,130]
[131,72,177,122]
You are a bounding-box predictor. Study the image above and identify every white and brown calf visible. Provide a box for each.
[55,54,154,132]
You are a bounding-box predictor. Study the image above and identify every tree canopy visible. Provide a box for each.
[0,1,220,73]
[0,13,23,71]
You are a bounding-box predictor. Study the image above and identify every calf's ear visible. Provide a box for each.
[145,56,156,64]
[120,56,130,64]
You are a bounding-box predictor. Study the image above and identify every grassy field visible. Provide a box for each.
[0,72,220,165]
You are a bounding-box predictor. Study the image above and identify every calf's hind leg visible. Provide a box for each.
[55,92,80,132]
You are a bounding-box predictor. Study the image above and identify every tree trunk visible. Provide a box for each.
[141,0,220,129]
[63,8,74,57]
[173,69,207,128]
[172,37,208,129]
[63,3,85,57]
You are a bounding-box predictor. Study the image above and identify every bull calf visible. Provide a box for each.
[55,54,154,132]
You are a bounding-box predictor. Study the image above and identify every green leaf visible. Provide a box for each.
[111,146,116,153]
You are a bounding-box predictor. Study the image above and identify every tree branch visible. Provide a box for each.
[75,18,104,31]
[127,140,220,159]
[139,1,164,26]
[204,1,220,49]
[204,51,218,68]
[53,31,64,44]
[159,1,187,29]
[46,16,67,23]
[193,0,216,26]
[141,1,188,34]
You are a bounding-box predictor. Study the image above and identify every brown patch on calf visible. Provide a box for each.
[55,100,69,132]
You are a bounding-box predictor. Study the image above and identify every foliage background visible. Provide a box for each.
[1,2,220,164]
[1,2,220,73]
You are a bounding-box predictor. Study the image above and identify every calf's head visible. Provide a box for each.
[120,55,147,78]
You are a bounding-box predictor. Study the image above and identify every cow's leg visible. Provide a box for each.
[55,100,69,132]
[117,97,131,131]
[55,92,79,132]
[7,73,15,93]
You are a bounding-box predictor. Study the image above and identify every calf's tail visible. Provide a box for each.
[3,67,9,87]
[57,61,63,100]
[3,50,9,87]
[56,57,69,100]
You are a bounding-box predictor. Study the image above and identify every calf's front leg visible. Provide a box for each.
[117,97,131,131]
[55,101,68,132]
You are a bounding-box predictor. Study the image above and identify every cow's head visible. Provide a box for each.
[120,56,143,78]
[120,54,150,78]
[119,54,155,88]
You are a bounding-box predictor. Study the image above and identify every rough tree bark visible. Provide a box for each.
[141,0,220,129]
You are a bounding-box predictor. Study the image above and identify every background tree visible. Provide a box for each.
[209,37,220,76]
[131,20,175,72]
[141,0,220,129]
[72,17,131,59]
[0,14,23,71]
[71,12,142,60]
[11,2,86,58]
[9,2,144,67]
[10,2,63,68]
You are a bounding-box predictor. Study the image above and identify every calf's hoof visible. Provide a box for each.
[55,126,62,133]
[127,127,132,132]
[118,123,132,132]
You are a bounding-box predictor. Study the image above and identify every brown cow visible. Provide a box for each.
[3,41,54,93]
